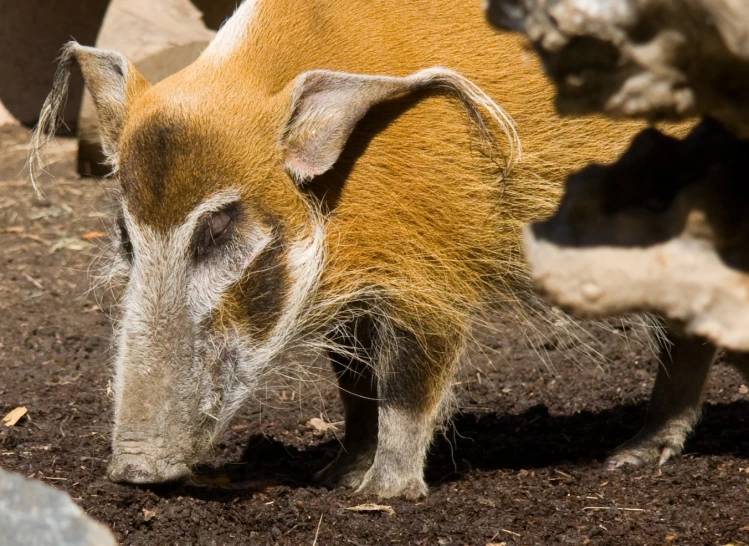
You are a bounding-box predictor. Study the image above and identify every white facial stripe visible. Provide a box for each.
[182,188,274,321]
[112,208,185,425]
[121,188,275,325]
[234,218,325,363]
[122,189,244,265]
[215,220,326,426]
[202,0,263,61]
[175,188,244,247]
[187,227,274,320]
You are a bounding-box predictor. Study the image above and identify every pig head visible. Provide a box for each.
[31,43,312,484]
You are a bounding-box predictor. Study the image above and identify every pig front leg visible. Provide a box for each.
[314,320,379,489]
[355,329,459,500]
[607,328,715,469]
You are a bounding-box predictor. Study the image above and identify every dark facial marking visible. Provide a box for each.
[117,213,133,263]
[149,124,173,203]
[121,120,176,199]
[193,203,242,261]
[237,223,289,340]
[119,114,194,227]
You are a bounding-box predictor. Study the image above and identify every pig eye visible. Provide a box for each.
[194,205,238,259]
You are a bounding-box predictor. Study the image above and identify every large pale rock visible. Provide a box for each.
[488,0,749,137]
[0,468,117,546]
[77,0,225,176]
[525,120,749,350]
[0,99,19,127]
[487,0,749,350]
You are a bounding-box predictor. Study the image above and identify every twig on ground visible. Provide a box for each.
[311,514,323,546]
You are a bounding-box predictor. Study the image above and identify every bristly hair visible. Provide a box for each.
[29,42,80,195]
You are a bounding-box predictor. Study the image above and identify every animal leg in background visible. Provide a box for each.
[315,319,379,489]
[607,326,716,468]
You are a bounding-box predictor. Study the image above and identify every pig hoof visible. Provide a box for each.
[606,435,685,470]
[313,452,373,489]
[355,468,428,499]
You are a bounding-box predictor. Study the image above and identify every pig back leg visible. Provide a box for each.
[314,319,379,489]
[354,325,460,499]
[606,325,716,469]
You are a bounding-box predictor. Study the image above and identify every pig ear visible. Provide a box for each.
[30,42,150,187]
[280,67,520,185]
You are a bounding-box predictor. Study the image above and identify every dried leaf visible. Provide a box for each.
[345,503,395,516]
[307,417,338,433]
[21,234,49,245]
[2,406,28,427]
[0,226,24,233]
[81,231,105,240]
[50,238,88,253]
[142,508,156,522]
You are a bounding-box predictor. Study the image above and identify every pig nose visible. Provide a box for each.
[107,454,190,484]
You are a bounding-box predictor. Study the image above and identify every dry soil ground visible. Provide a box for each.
[3,125,749,546]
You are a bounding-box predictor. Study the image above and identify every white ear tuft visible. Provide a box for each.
[30,41,150,190]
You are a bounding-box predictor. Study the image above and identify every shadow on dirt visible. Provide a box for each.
[428,400,749,483]
[171,400,749,501]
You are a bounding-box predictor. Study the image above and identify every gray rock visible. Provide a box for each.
[0,467,117,546]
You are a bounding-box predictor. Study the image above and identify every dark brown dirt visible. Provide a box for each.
[2,124,749,546]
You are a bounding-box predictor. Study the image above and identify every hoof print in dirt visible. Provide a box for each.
[0,468,116,546]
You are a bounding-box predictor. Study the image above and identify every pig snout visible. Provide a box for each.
[107,444,191,484]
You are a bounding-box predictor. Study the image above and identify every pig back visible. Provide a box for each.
[195,0,688,323]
